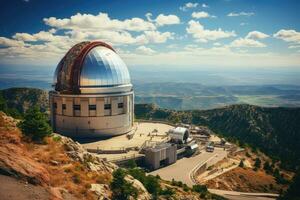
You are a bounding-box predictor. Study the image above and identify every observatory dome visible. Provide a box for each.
[53,41,131,94]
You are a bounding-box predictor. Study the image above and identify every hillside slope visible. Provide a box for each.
[0,88,48,117]
[135,104,300,170]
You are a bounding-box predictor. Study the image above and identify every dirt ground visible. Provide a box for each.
[0,174,51,200]
[205,167,286,193]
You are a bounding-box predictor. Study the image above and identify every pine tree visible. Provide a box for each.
[18,106,52,141]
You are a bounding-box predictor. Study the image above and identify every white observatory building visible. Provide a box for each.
[49,41,134,138]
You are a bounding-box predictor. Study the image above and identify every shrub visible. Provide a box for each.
[192,184,208,193]
[125,160,137,169]
[239,160,244,168]
[18,106,52,141]
[72,174,81,184]
[254,158,261,170]
[144,175,160,197]
[127,167,161,196]
[263,161,273,174]
[110,168,138,200]
[52,135,61,142]
[159,187,174,197]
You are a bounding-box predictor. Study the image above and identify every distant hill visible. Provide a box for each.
[0,88,48,117]
[135,104,300,170]
[134,83,300,110]
[1,88,299,170]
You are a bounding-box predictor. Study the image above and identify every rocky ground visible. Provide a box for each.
[204,149,293,194]
[206,167,282,193]
[0,111,207,200]
[0,111,150,200]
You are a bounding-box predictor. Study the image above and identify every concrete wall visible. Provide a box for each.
[145,144,177,170]
[49,92,134,137]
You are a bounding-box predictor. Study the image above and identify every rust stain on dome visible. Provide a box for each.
[54,41,116,94]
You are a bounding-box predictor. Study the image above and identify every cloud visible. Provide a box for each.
[44,12,156,32]
[288,45,300,49]
[0,37,25,47]
[121,46,300,68]
[136,46,156,55]
[186,20,236,42]
[192,11,216,19]
[246,31,269,39]
[180,2,198,11]
[240,22,247,26]
[146,13,180,26]
[202,3,209,8]
[273,29,300,44]
[12,29,68,42]
[143,31,174,43]
[227,12,254,17]
[230,38,266,48]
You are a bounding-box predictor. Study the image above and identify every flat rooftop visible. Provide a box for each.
[82,122,173,161]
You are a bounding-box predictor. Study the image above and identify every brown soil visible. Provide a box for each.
[0,174,50,200]
[206,167,285,193]
[0,112,111,200]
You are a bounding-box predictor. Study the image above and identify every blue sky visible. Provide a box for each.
[0,0,300,68]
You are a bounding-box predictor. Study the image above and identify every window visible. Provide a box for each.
[73,105,81,110]
[62,104,66,110]
[53,103,57,109]
[104,104,111,110]
[118,103,124,108]
[89,105,96,110]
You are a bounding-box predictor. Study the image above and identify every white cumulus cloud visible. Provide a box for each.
[202,3,209,8]
[44,12,156,32]
[274,29,300,44]
[180,2,198,11]
[227,12,255,17]
[0,37,25,47]
[136,45,156,55]
[146,13,180,26]
[186,20,236,42]
[230,38,266,48]
[246,31,269,39]
[192,11,216,19]
[143,31,174,43]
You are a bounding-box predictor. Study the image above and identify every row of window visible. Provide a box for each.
[54,103,124,111]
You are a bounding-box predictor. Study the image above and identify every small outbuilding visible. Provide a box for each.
[169,127,190,144]
[145,143,177,170]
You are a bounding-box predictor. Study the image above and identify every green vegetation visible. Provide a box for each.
[192,184,227,200]
[127,167,161,198]
[0,88,48,118]
[110,168,138,200]
[135,104,300,170]
[135,83,300,110]
[239,160,244,168]
[119,163,223,199]
[0,93,22,118]
[279,170,300,200]
[18,106,52,141]
[254,158,261,170]
[263,161,272,174]
[171,179,189,192]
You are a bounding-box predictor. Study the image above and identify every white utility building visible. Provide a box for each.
[49,41,134,138]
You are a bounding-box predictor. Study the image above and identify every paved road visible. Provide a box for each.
[149,148,227,187]
[208,189,279,200]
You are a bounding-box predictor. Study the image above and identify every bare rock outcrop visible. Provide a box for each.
[55,133,117,173]
[0,112,50,186]
[125,175,151,200]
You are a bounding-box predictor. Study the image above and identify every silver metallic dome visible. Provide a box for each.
[53,41,132,94]
[80,46,131,87]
